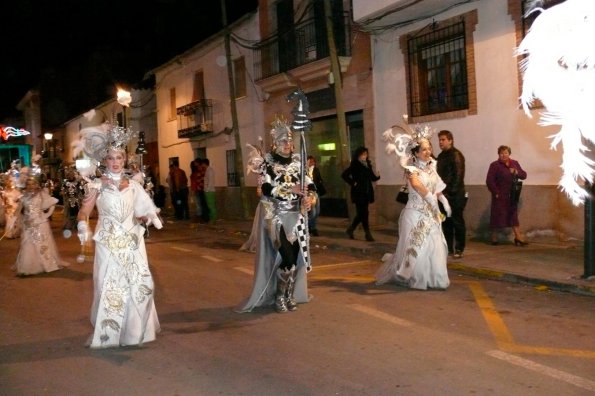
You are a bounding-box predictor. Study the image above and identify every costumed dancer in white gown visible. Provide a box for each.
[1,174,23,239]
[375,119,452,290]
[235,116,314,313]
[74,112,163,348]
[13,173,70,275]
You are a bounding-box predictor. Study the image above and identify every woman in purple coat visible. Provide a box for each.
[486,145,528,246]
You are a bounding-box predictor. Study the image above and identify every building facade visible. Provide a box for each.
[353,0,583,240]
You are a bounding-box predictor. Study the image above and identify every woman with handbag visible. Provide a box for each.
[486,145,528,246]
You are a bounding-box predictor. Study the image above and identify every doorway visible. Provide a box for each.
[307,110,363,217]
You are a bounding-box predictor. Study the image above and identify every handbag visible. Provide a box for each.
[316,181,327,197]
[395,185,409,204]
[510,177,523,204]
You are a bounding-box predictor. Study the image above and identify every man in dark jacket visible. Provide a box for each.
[437,130,467,258]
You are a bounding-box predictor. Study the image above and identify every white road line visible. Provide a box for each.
[487,350,595,391]
[349,304,414,327]
[202,255,223,262]
[234,267,253,275]
[171,246,193,252]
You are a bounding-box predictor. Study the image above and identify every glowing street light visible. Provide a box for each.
[116,89,132,107]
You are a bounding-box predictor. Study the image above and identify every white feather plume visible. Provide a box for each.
[517,0,595,205]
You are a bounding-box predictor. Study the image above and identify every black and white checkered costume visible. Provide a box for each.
[260,151,314,272]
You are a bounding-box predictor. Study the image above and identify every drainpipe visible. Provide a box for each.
[221,0,250,218]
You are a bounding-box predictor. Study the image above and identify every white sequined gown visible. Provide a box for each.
[88,179,161,348]
[375,162,450,290]
[13,189,69,275]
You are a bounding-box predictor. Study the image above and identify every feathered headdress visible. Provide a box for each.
[71,109,137,178]
[383,114,435,171]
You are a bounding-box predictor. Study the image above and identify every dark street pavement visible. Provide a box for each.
[206,215,594,298]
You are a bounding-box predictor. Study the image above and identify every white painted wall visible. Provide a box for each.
[154,12,263,189]
[369,0,563,188]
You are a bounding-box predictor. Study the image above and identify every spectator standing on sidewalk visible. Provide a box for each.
[203,158,216,221]
[307,155,325,236]
[341,147,380,241]
[437,130,467,259]
[190,158,204,220]
[167,159,189,220]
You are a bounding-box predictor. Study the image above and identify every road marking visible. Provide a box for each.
[487,350,595,391]
[202,255,223,262]
[314,260,374,270]
[171,246,193,252]
[349,304,413,327]
[468,281,516,345]
[234,267,253,275]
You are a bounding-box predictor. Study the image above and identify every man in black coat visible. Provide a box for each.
[437,130,467,258]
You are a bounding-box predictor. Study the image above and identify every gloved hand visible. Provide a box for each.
[423,191,438,209]
[145,213,163,229]
[423,192,443,222]
[77,220,89,244]
[438,194,452,217]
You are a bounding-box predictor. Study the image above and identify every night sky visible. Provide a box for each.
[0,0,258,127]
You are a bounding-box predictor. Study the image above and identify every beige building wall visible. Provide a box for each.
[356,0,584,240]
[153,12,263,217]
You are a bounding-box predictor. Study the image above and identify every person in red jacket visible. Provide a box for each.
[486,145,528,246]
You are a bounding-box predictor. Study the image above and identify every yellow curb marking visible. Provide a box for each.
[468,281,595,358]
[314,260,374,270]
[314,261,595,359]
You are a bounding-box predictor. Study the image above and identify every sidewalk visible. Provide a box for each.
[207,215,595,298]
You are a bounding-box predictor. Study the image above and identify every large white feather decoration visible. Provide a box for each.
[517,0,595,205]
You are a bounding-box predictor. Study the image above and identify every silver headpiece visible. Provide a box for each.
[383,115,435,169]
[270,115,293,151]
[71,110,137,178]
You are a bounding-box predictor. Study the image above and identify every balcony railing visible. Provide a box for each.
[177,99,213,139]
[253,14,351,81]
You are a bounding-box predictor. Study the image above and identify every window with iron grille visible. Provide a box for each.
[401,10,477,121]
[509,0,566,110]
[407,22,468,117]
[226,149,240,186]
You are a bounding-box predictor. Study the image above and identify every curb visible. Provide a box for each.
[447,263,595,298]
[206,220,595,298]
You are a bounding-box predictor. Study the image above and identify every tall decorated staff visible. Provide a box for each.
[286,88,313,203]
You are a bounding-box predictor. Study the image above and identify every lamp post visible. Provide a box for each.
[43,132,53,157]
[135,131,147,171]
[43,132,53,178]
[116,88,132,128]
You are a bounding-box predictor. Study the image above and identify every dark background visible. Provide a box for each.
[0,0,258,127]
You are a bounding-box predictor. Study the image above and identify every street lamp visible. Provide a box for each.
[43,132,53,158]
[116,88,131,128]
[135,131,148,171]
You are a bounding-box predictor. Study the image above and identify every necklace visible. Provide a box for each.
[106,171,124,188]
